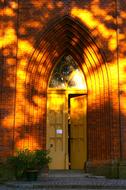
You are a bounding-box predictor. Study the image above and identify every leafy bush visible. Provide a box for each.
[7,149,51,180]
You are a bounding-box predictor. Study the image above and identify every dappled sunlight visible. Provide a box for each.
[32,95,42,108]
[120,10,126,20]
[71,8,98,29]
[16,136,40,150]
[71,7,117,51]
[48,96,65,109]
[24,100,42,123]
[0,27,16,48]
[6,57,16,66]
[17,70,26,81]
[0,0,126,159]
[4,7,16,17]
[9,1,18,10]
[2,115,15,129]
[33,50,50,67]
[15,88,45,128]
[108,37,117,51]
[82,45,105,107]
[18,40,34,57]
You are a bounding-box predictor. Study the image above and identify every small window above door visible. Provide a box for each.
[49,55,86,90]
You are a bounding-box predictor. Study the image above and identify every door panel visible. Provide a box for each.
[70,95,87,169]
[47,93,66,169]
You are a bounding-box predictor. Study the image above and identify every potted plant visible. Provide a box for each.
[7,149,51,181]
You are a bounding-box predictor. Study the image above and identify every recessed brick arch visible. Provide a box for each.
[16,15,120,163]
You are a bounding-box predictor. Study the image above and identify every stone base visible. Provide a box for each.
[86,160,119,179]
[118,161,126,179]
[86,160,126,179]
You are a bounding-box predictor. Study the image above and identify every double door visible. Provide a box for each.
[46,91,87,169]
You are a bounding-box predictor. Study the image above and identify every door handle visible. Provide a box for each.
[50,144,53,148]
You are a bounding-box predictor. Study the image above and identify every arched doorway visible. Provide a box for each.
[46,55,87,169]
[20,16,113,175]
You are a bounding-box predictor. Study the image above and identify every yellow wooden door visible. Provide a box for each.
[47,93,66,169]
[70,95,87,169]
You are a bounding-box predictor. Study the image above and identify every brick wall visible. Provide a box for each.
[0,0,124,162]
[118,0,126,159]
[0,0,18,157]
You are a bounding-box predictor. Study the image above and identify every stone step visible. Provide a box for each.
[46,169,92,178]
[4,170,126,189]
[5,180,126,189]
[5,178,126,189]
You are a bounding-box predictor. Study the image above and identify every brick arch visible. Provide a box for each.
[20,16,114,161]
[26,16,109,92]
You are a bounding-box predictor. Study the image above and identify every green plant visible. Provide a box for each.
[7,149,51,180]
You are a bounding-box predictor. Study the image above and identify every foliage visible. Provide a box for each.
[7,149,51,179]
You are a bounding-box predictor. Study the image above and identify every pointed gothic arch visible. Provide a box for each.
[15,15,119,164]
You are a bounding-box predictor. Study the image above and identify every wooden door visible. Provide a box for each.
[47,93,66,169]
[70,95,87,169]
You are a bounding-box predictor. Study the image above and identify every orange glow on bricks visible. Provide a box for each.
[0,0,125,162]
[71,7,117,51]
[16,136,40,150]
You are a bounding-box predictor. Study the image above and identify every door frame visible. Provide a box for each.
[68,94,87,169]
[46,89,87,169]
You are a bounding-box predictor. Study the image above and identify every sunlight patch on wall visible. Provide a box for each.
[108,37,117,51]
[0,28,16,48]
[120,11,126,19]
[71,8,97,29]
[4,7,16,17]
[17,70,26,81]
[71,8,116,51]
[32,95,42,107]
[18,40,34,57]
[16,136,40,150]
[9,1,18,10]
[2,115,14,129]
